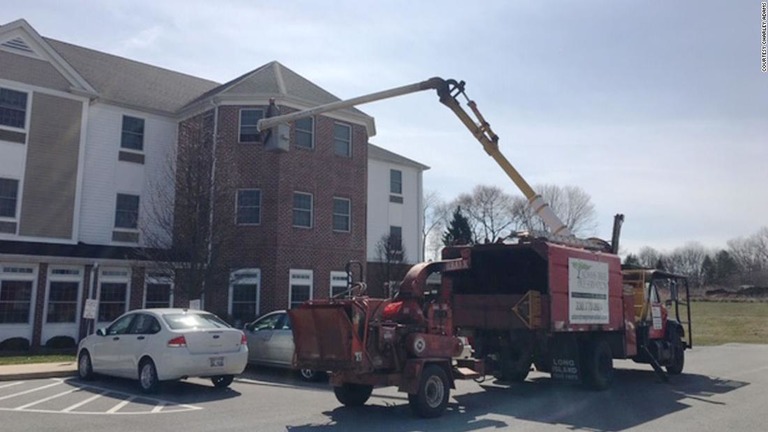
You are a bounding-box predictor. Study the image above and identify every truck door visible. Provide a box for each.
[647,282,667,340]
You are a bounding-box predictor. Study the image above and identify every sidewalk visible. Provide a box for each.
[0,361,77,381]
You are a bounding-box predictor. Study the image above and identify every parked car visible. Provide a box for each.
[244,310,324,381]
[77,308,248,393]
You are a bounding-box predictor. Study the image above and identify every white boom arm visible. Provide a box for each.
[257,77,573,237]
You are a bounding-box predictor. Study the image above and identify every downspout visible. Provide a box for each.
[203,99,220,310]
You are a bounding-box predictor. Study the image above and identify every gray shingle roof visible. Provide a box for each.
[44,38,220,114]
[368,143,429,170]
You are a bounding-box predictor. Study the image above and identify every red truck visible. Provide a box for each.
[257,78,692,418]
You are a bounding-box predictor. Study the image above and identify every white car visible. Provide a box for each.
[77,308,248,393]
[244,310,324,381]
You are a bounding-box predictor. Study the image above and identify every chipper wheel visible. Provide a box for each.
[408,364,450,418]
[333,383,374,407]
[582,339,614,390]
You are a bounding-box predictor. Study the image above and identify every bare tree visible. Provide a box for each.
[511,184,598,237]
[453,185,516,243]
[637,246,663,269]
[664,242,709,288]
[422,190,450,261]
[141,110,237,305]
[373,233,408,297]
[727,227,768,285]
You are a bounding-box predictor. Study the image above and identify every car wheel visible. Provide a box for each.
[211,375,235,388]
[78,351,94,381]
[408,364,450,418]
[299,368,323,382]
[138,359,160,394]
[333,383,373,407]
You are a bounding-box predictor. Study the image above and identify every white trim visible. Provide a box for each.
[235,188,261,226]
[0,86,30,133]
[96,266,131,324]
[330,271,347,298]
[332,196,351,233]
[71,92,89,243]
[294,115,315,150]
[292,191,313,229]
[119,114,147,153]
[143,272,174,309]
[333,121,352,158]
[0,263,38,327]
[288,269,313,309]
[43,265,83,325]
[238,108,264,144]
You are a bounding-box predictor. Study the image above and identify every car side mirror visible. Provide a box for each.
[96,328,106,337]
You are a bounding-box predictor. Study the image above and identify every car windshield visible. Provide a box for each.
[162,312,231,330]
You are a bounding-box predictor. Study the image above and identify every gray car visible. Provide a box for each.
[244,310,323,381]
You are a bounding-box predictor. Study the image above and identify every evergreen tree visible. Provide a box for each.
[701,255,716,286]
[714,250,738,283]
[623,254,641,267]
[442,206,474,246]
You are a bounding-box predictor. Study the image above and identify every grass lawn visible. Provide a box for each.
[0,354,76,366]
[688,300,768,346]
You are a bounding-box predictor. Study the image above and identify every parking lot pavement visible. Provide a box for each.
[0,362,77,381]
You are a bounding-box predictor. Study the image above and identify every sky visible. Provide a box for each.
[6,0,768,255]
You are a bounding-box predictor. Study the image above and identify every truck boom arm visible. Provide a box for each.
[257,77,572,237]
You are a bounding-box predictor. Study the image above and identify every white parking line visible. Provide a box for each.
[0,380,62,401]
[0,381,25,390]
[106,396,135,414]
[14,387,82,410]
[61,390,106,412]
[151,402,166,413]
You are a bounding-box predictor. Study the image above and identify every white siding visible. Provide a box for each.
[78,104,176,246]
[366,158,424,263]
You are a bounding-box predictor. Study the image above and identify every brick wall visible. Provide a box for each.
[176,105,368,318]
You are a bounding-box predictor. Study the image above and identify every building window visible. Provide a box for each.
[293,192,313,228]
[46,281,79,323]
[239,109,263,143]
[144,274,172,309]
[332,197,350,232]
[295,117,314,149]
[390,169,403,194]
[330,271,348,298]
[389,226,403,252]
[114,193,139,229]
[333,122,351,157]
[230,269,260,324]
[0,88,28,129]
[0,178,19,218]
[0,280,33,323]
[289,269,313,309]
[121,116,145,151]
[236,189,261,225]
[99,282,127,322]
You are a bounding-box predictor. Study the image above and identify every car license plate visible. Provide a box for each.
[210,357,224,367]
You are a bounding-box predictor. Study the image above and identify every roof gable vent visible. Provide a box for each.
[1,36,37,56]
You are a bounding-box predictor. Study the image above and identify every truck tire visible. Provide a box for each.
[667,328,685,375]
[408,364,450,418]
[583,339,613,390]
[497,345,532,382]
[333,383,373,407]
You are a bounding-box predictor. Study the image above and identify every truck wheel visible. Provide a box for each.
[583,339,613,390]
[408,365,450,418]
[497,345,532,382]
[333,383,373,407]
[667,330,685,375]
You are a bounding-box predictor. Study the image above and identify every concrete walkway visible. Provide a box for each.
[0,361,77,381]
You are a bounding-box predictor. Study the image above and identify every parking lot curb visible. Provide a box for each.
[0,363,77,381]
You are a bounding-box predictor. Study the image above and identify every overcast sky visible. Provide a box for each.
[6,0,767,255]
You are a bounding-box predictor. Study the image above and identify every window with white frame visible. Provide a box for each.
[289,269,313,309]
[295,117,314,149]
[292,192,313,228]
[332,197,350,232]
[144,273,172,309]
[390,169,402,194]
[0,178,19,218]
[0,265,36,324]
[333,122,351,157]
[114,193,139,229]
[120,115,145,151]
[46,267,82,324]
[230,269,260,324]
[239,109,264,143]
[0,88,28,129]
[98,268,129,322]
[236,189,261,225]
[330,271,348,298]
